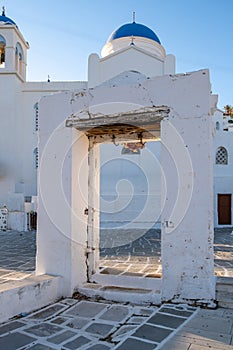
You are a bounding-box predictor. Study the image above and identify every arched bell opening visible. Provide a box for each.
[0,35,6,68]
[15,42,24,75]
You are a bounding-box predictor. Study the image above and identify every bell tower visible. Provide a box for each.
[0,6,29,82]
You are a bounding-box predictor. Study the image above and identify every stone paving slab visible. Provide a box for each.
[63,335,93,349]
[147,313,187,329]
[64,301,107,318]
[160,339,190,350]
[47,330,77,344]
[0,298,233,349]
[133,323,172,343]
[26,303,67,321]
[24,323,64,337]
[183,314,232,333]
[115,337,157,350]
[159,306,194,317]
[170,334,233,350]
[0,332,36,349]
[188,345,214,350]
[99,305,130,322]
[29,345,56,350]
[111,325,137,342]
[66,317,90,330]
[181,327,232,344]
[85,322,116,338]
[0,320,25,335]
[86,344,112,350]
[0,301,197,350]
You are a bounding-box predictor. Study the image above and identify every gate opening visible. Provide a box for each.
[99,141,162,280]
[70,107,170,287]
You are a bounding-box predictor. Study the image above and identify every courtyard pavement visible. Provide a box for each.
[0,294,233,349]
[0,228,232,284]
[100,228,233,277]
[0,229,233,349]
[0,231,36,285]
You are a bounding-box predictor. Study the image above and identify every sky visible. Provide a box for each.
[2,0,233,109]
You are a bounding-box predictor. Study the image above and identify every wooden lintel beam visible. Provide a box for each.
[65,106,169,138]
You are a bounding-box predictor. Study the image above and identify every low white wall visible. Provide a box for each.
[0,275,62,324]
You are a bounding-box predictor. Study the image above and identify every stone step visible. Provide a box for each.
[216,276,233,286]
[0,274,62,324]
[216,291,233,303]
[216,277,233,309]
[218,300,233,309]
[78,283,161,305]
[91,271,162,290]
[216,283,233,293]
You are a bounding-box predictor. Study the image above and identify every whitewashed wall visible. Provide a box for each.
[37,69,216,303]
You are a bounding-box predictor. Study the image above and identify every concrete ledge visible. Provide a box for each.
[0,274,62,324]
[78,283,161,305]
[216,276,233,285]
[91,272,162,290]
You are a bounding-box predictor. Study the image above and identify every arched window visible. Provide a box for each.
[15,42,23,74]
[34,103,39,131]
[33,148,38,169]
[0,35,6,68]
[216,121,220,131]
[216,146,228,165]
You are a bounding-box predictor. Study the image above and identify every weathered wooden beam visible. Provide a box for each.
[66,106,169,138]
[89,130,161,144]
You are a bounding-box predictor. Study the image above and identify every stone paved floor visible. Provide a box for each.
[213,228,233,277]
[100,228,233,277]
[0,228,232,284]
[0,231,36,284]
[0,299,233,349]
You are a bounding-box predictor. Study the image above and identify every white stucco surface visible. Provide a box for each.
[37,69,216,304]
[36,92,89,296]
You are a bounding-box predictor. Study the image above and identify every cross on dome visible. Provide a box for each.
[132,11,136,23]
[0,6,17,26]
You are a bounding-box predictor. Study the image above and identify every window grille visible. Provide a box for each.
[216,147,228,165]
[34,103,39,131]
[34,147,38,169]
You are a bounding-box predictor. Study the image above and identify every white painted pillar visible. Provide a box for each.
[36,93,89,296]
[87,139,100,279]
[161,115,215,303]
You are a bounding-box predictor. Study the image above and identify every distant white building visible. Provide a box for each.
[213,110,233,227]
[0,7,232,230]
[0,8,87,230]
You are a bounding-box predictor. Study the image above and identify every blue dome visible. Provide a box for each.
[0,8,17,26]
[0,15,16,25]
[108,22,161,44]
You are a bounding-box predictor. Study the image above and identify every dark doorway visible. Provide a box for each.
[218,194,231,225]
[30,211,37,230]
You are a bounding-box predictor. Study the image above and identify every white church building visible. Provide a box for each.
[0,7,232,232]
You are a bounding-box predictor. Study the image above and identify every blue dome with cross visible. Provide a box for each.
[0,7,17,26]
[108,21,161,44]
